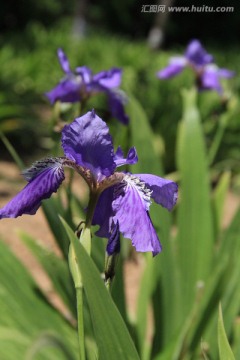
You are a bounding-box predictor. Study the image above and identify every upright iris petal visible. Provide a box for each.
[114,146,138,167]
[92,68,122,89]
[185,39,213,66]
[75,66,92,83]
[58,48,71,74]
[62,110,116,181]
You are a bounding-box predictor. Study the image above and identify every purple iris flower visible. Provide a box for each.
[157,39,234,93]
[46,49,129,125]
[0,111,177,256]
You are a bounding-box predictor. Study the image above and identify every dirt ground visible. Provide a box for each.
[0,160,239,319]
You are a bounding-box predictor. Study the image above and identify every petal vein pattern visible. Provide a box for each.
[62,111,116,181]
[0,159,65,219]
[112,176,161,255]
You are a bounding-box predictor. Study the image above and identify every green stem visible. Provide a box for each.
[66,169,74,219]
[76,287,86,360]
[77,192,99,255]
[70,190,100,358]
[104,252,119,292]
[68,244,85,360]
[85,192,100,229]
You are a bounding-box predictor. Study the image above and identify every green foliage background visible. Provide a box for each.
[1,19,240,175]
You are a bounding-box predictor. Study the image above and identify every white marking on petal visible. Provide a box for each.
[22,157,65,182]
[122,174,152,211]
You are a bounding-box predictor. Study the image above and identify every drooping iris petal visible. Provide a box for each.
[157,57,187,79]
[201,66,222,93]
[92,187,115,238]
[135,174,178,211]
[218,68,235,78]
[0,159,65,219]
[92,68,122,89]
[107,89,129,125]
[114,146,138,167]
[62,110,116,181]
[106,221,121,255]
[112,176,162,255]
[185,39,213,66]
[46,76,82,104]
[22,157,64,181]
[57,48,71,74]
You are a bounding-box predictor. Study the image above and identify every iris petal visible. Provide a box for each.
[135,174,178,211]
[185,40,213,66]
[218,68,235,78]
[75,66,92,83]
[92,68,122,89]
[157,56,187,79]
[57,48,71,74]
[62,110,116,181]
[0,159,65,219]
[45,76,81,104]
[201,66,234,94]
[114,146,138,167]
[107,90,129,124]
[92,187,114,238]
[112,176,162,255]
[106,221,121,255]
[201,66,222,93]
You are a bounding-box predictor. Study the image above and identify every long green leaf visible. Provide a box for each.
[60,219,140,360]
[218,304,235,360]
[0,239,78,359]
[127,95,163,175]
[136,253,155,359]
[25,331,76,360]
[203,206,240,356]
[127,95,176,354]
[176,88,214,321]
[19,231,76,316]
[0,131,25,170]
[42,197,72,258]
[212,171,231,237]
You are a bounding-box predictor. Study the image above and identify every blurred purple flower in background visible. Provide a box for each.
[157,39,234,93]
[46,49,129,124]
[0,111,177,256]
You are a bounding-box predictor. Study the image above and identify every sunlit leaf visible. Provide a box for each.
[176,88,214,321]
[218,304,235,360]
[60,218,140,360]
